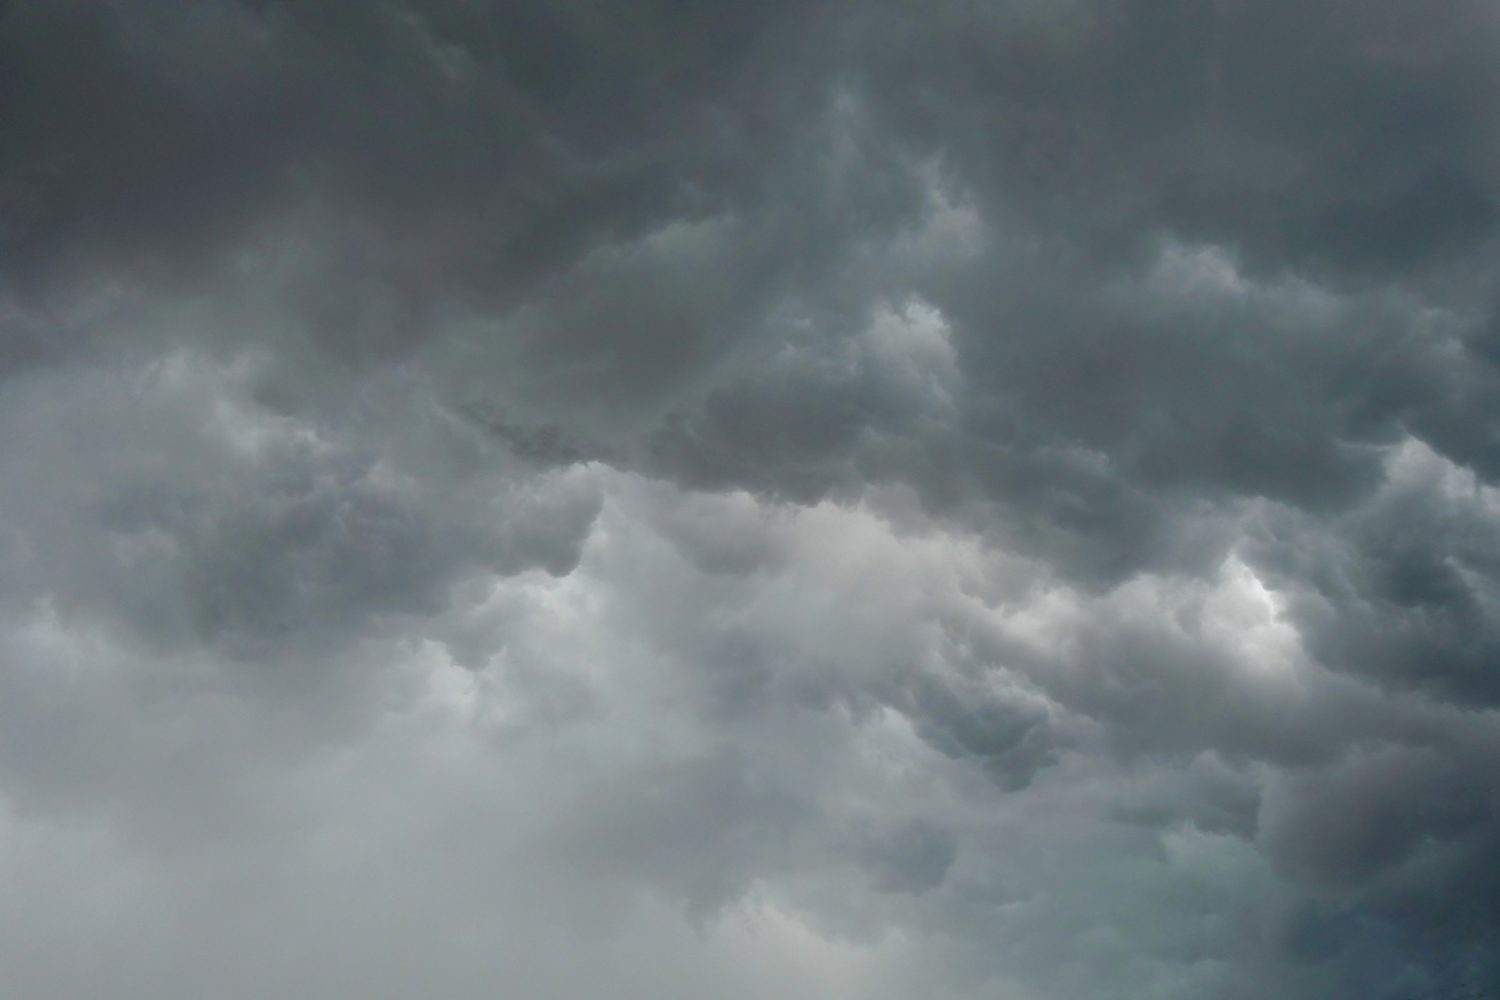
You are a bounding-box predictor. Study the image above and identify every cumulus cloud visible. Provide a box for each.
[2,1,1499,998]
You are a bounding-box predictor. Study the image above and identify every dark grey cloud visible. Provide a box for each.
[3,1,1500,998]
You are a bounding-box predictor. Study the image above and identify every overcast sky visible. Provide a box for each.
[2,2,1499,998]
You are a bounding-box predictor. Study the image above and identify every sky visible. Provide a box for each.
[2,1,1499,997]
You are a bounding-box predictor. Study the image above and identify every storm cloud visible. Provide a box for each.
[2,1,1500,997]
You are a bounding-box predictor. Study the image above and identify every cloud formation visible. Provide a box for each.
[2,1,1499,997]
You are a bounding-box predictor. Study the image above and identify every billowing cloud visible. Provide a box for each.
[2,1,1499,998]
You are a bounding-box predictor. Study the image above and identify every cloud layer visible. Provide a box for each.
[3,1,1500,997]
